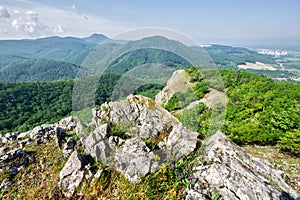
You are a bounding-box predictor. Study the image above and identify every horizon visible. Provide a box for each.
[0,0,299,48]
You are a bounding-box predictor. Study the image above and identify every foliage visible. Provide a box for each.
[0,73,122,134]
[278,130,300,155]
[182,67,300,153]
[0,56,81,82]
[221,69,300,146]
[134,84,164,100]
[0,80,73,133]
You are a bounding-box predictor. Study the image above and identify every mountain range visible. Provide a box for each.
[2,33,297,83]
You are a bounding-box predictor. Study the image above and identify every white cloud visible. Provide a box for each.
[0,6,10,18]
[0,1,129,39]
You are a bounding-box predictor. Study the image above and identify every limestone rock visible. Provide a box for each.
[183,189,208,200]
[155,70,191,105]
[0,178,14,191]
[165,124,199,156]
[184,131,299,200]
[82,124,113,163]
[58,151,85,198]
[114,137,154,183]
[63,137,76,157]
[57,116,83,131]
[96,94,179,139]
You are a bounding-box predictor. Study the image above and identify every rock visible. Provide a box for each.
[183,189,208,200]
[58,151,85,198]
[94,123,111,138]
[57,116,82,131]
[108,136,125,148]
[18,138,32,148]
[0,178,14,191]
[1,148,25,162]
[91,169,103,184]
[184,131,299,200]
[0,147,7,157]
[96,95,179,139]
[165,124,199,156]
[17,131,31,140]
[30,124,52,140]
[63,137,76,157]
[114,137,154,183]
[155,70,191,105]
[82,124,113,163]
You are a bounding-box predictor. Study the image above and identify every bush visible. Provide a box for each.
[278,130,300,155]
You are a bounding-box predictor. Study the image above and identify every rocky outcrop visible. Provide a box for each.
[183,131,299,200]
[0,116,85,192]
[95,94,180,139]
[58,151,85,198]
[85,94,199,183]
[155,70,191,105]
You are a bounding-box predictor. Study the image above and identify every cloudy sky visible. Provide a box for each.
[0,0,299,46]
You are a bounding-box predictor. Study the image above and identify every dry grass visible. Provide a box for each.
[0,140,67,199]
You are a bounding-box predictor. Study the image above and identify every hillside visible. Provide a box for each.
[0,55,81,82]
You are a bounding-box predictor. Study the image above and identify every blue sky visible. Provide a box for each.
[0,0,299,46]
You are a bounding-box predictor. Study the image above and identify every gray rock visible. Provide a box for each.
[155,70,191,105]
[63,137,76,157]
[165,124,199,156]
[17,131,30,140]
[114,137,154,183]
[0,178,14,191]
[82,124,113,163]
[58,151,85,198]
[184,131,299,200]
[57,116,82,131]
[0,147,7,157]
[183,189,208,200]
[108,136,125,148]
[96,94,179,139]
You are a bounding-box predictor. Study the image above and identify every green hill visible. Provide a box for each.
[0,55,82,82]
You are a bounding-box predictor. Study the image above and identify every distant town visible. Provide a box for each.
[257,49,288,57]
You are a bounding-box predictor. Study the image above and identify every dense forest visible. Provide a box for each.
[1,69,299,154]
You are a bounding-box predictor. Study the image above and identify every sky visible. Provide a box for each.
[0,0,299,47]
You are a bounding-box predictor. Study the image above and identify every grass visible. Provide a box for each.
[0,140,67,199]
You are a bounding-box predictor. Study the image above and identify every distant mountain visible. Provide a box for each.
[82,33,108,44]
[203,44,276,67]
[0,34,295,83]
[84,36,213,74]
[0,34,107,65]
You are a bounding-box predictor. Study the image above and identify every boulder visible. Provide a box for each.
[183,131,299,200]
[82,124,113,163]
[58,151,85,198]
[165,124,199,156]
[114,137,154,183]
